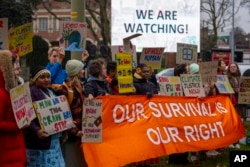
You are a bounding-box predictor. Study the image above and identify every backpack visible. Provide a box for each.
[52,83,74,105]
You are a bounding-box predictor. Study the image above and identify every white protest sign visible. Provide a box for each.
[10,82,36,129]
[33,95,74,135]
[158,76,183,96]
[111,0,200,52]
[82,99,102,143]
[180,74,205,97]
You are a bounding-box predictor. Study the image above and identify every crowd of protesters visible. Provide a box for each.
[0,46,248,167]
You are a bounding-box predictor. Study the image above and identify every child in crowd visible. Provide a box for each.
[23,66,65,167]
[84,59,112,100]
[46,47,67,84]
[133,63,158,96]
[0,50,27,167]
[106,61,118,95]
[132,63,158,166]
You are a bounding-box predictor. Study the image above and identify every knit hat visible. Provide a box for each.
[190,63,199,74]
[66,59,83,77]
[31,66,50,82]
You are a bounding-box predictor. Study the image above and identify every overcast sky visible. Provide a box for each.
[236,7,250,33]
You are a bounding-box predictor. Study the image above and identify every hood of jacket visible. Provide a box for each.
[0,50,17,91]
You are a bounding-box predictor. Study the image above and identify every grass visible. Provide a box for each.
[126,121,250,167]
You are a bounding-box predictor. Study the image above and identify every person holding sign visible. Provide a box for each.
[23,66,65,167]
[0,50,27,167]
[61,59,88,167]
[133,63,158,98]
[132,63,158,166]
[46,47,68,84]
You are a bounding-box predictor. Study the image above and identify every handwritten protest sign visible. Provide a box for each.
[199,61,218,84]
[116,52,134,93]
[8,23,33,56]
[140,47,164,70]
[111,45,137,69]
[238,77,250,104]
[82,99,103,143]
[215,75,234,94]
[33,95,74,135]
[180,74,205,97]
[176,43,198,64]
[10,82,36,129]
[82,95,245,167]
[59,21,87,51]
[0,18,8,49]
[158,76,183,96]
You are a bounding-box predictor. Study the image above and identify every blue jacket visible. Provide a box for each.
[46,62,67,84]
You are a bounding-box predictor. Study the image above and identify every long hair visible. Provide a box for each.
[0,50,17,91]
[227,62,241,77]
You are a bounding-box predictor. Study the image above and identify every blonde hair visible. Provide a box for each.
[0,50,17,91]
[48,47,59,56]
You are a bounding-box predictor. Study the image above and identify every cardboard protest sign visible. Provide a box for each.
[176,43,197,64]
[238,77,250,104]
[59,21,87,51]
[199,61,218,84]
[123,33,142,53]
[0,18,8,49]
[82,95,245,167]
[10,82,36,129]
[8,23,33,56]
[82,99,103,143]
[116,52,134,93]
[33,95,74,135]
[215,75,234,94]
[111,45,137,69]
[158,76,183,96]
[140,47,164,70]
[180,74,205,97]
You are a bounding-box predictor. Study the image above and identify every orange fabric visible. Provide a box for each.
[82,95,245,167]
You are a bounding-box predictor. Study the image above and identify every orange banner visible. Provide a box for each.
[82,95,245,167]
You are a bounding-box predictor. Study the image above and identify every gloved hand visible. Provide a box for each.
[146,92,153,99]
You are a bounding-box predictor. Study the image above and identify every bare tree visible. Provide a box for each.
[201,0,245,46]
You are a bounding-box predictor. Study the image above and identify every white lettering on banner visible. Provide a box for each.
[184,121,225,142]
[113,103,148,123]
[149,102,219,118]
[112,102,228,123]
[147,127,183,145]
[146,121,225,145]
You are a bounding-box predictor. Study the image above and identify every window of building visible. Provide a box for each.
[53,17,58,31]
[39,17,48,31]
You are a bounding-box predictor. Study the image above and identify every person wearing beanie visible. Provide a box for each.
[66,59,84,77]
[23,65,66,167]
[59,59,88,167]
[189,63,199,74]
[0,50,27,167]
